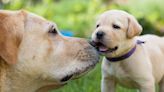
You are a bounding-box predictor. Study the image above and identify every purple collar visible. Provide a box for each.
[106,40,145,62]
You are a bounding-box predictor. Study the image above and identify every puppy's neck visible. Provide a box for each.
[119,39,136,56]
[106,38,137,62]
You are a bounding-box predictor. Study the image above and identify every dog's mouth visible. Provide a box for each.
[60,61,97,83]
[90,41,118,53]
[60,74,74,82]
[60,46,99,83]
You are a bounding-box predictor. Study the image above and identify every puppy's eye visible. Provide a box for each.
[49,27,57,34]
[96,24,100,28]
[112,24,121,29]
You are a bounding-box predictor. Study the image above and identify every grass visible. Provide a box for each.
[50,63,138,92]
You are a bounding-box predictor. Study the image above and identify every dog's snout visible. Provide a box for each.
[96,31,105,39]
[88,40,96,47]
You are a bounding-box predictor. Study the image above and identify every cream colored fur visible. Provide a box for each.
[92,10,164,92]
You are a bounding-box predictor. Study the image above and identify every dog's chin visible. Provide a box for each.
[60,62,96,83]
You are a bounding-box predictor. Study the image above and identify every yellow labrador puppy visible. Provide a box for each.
[0,10,99,92]
[91,10,164,92]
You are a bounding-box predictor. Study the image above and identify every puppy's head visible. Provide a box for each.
[0,10,99,89]
[91,10,142,57]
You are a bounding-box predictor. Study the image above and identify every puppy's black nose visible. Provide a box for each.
[96,31,105,39]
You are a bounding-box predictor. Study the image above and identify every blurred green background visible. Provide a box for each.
[1,0,164,92]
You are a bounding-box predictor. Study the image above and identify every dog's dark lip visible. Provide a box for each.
[60,61,97,83]
[60,74,73,82]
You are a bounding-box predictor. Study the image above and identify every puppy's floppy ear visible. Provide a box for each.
[0,10,25,65]
[127,14,142,38]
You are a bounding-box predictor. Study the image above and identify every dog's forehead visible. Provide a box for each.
[23,12,58,33]
[28,12,46,21]
[26,12,49,26]
[28,12,57,27]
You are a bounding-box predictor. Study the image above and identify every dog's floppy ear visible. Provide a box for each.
[0,31,18,65]
[0,10,24,65]
[127,14,142,38]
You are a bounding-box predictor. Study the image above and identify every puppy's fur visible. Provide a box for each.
[0,10,99,92]
[92,10,164,92]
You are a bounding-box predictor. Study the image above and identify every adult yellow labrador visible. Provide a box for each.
[91,10,164,92]
[0,10,99,92]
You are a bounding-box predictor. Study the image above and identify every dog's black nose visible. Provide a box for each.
[88,40,96,47]
[96,31,105,39]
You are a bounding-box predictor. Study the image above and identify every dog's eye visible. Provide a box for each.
[49,27,57,34]
[96,24,100,28]
[112,24,121,29]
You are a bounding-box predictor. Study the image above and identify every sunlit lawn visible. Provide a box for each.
[51,63,137,92]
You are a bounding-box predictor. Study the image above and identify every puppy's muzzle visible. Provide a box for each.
[96,31,105,40]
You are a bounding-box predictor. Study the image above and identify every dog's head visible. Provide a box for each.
[0,10,99,90]
[91,10,142,57]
